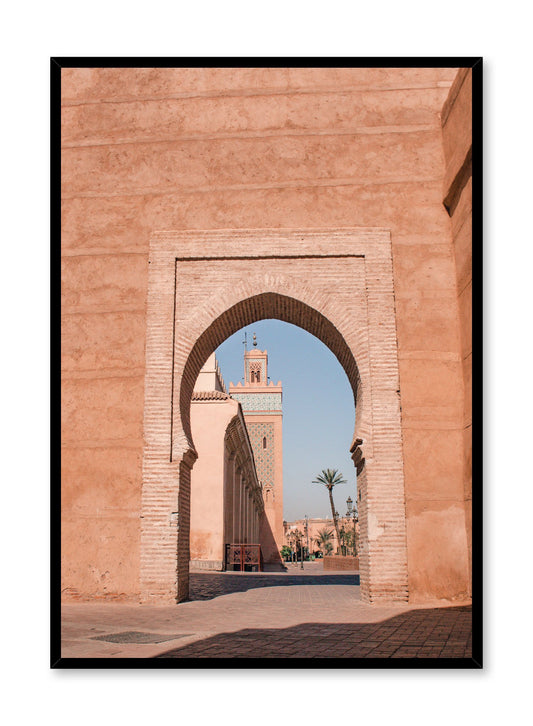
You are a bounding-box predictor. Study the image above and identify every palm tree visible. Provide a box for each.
[312,469,347,551]
[315,527,334,556]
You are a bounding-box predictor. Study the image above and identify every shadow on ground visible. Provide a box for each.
[189,572,360,601]
[155,605,473,660]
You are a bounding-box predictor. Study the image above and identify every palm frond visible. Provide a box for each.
[312,468,347,488]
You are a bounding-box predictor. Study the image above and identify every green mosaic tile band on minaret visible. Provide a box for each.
[231,392,282,412]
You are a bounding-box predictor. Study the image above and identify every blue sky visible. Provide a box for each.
[216,320,357,521]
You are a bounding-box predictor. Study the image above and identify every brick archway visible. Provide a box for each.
[141,229,407,604]
[180,291,363,456]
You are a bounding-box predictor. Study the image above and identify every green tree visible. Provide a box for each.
[287,529,303,562]
[343,527,358,555]
[280,545,292,561]
[315,527,334,556]
[312,469,347,551]
[343,528,354,551]
[338,524,347,555]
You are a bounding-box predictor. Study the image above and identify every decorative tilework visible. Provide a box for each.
[231,392,282,412]
[247,422,275,488]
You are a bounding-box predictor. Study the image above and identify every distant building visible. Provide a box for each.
[189,353,264,570]
[229,335,283,563]
[284,517,360,556]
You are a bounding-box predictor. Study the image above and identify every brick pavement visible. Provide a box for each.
[157,607,472,659]
[188,565,360,600]
[59,566,473,662]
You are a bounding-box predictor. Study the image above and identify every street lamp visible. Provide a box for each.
[346,496,358,556]
[289,530,297,566]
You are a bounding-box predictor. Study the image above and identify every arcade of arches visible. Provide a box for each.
[61,67,473,607]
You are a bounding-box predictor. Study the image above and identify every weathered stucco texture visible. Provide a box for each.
[441,68,473,595]
[61,67,470,603]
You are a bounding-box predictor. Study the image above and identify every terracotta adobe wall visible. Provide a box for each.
[61,67,469,602]
[323,556,360,571]
[441,68,473,594]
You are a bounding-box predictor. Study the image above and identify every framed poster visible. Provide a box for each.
[53,57,481,668]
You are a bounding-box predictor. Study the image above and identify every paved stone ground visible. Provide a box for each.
[188,567,360,600]
[59,565,472,661]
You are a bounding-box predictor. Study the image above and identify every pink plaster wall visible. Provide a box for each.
[189,399,235,564]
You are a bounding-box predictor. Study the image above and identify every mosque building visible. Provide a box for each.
[228,334,284,563]
[190,334,283,569]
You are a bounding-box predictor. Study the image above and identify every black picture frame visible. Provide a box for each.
[52,57,482,669]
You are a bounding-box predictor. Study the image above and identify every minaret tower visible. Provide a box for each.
[228,333,283,563]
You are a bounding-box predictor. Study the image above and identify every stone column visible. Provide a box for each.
[234,466,242,543]
[239,475,245,543]
[246,490,252,542]
[240,481,245,544]
[224,451,235,561]
[243,483,249,543]
[243,490,248,544]
[242,474,246,544]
